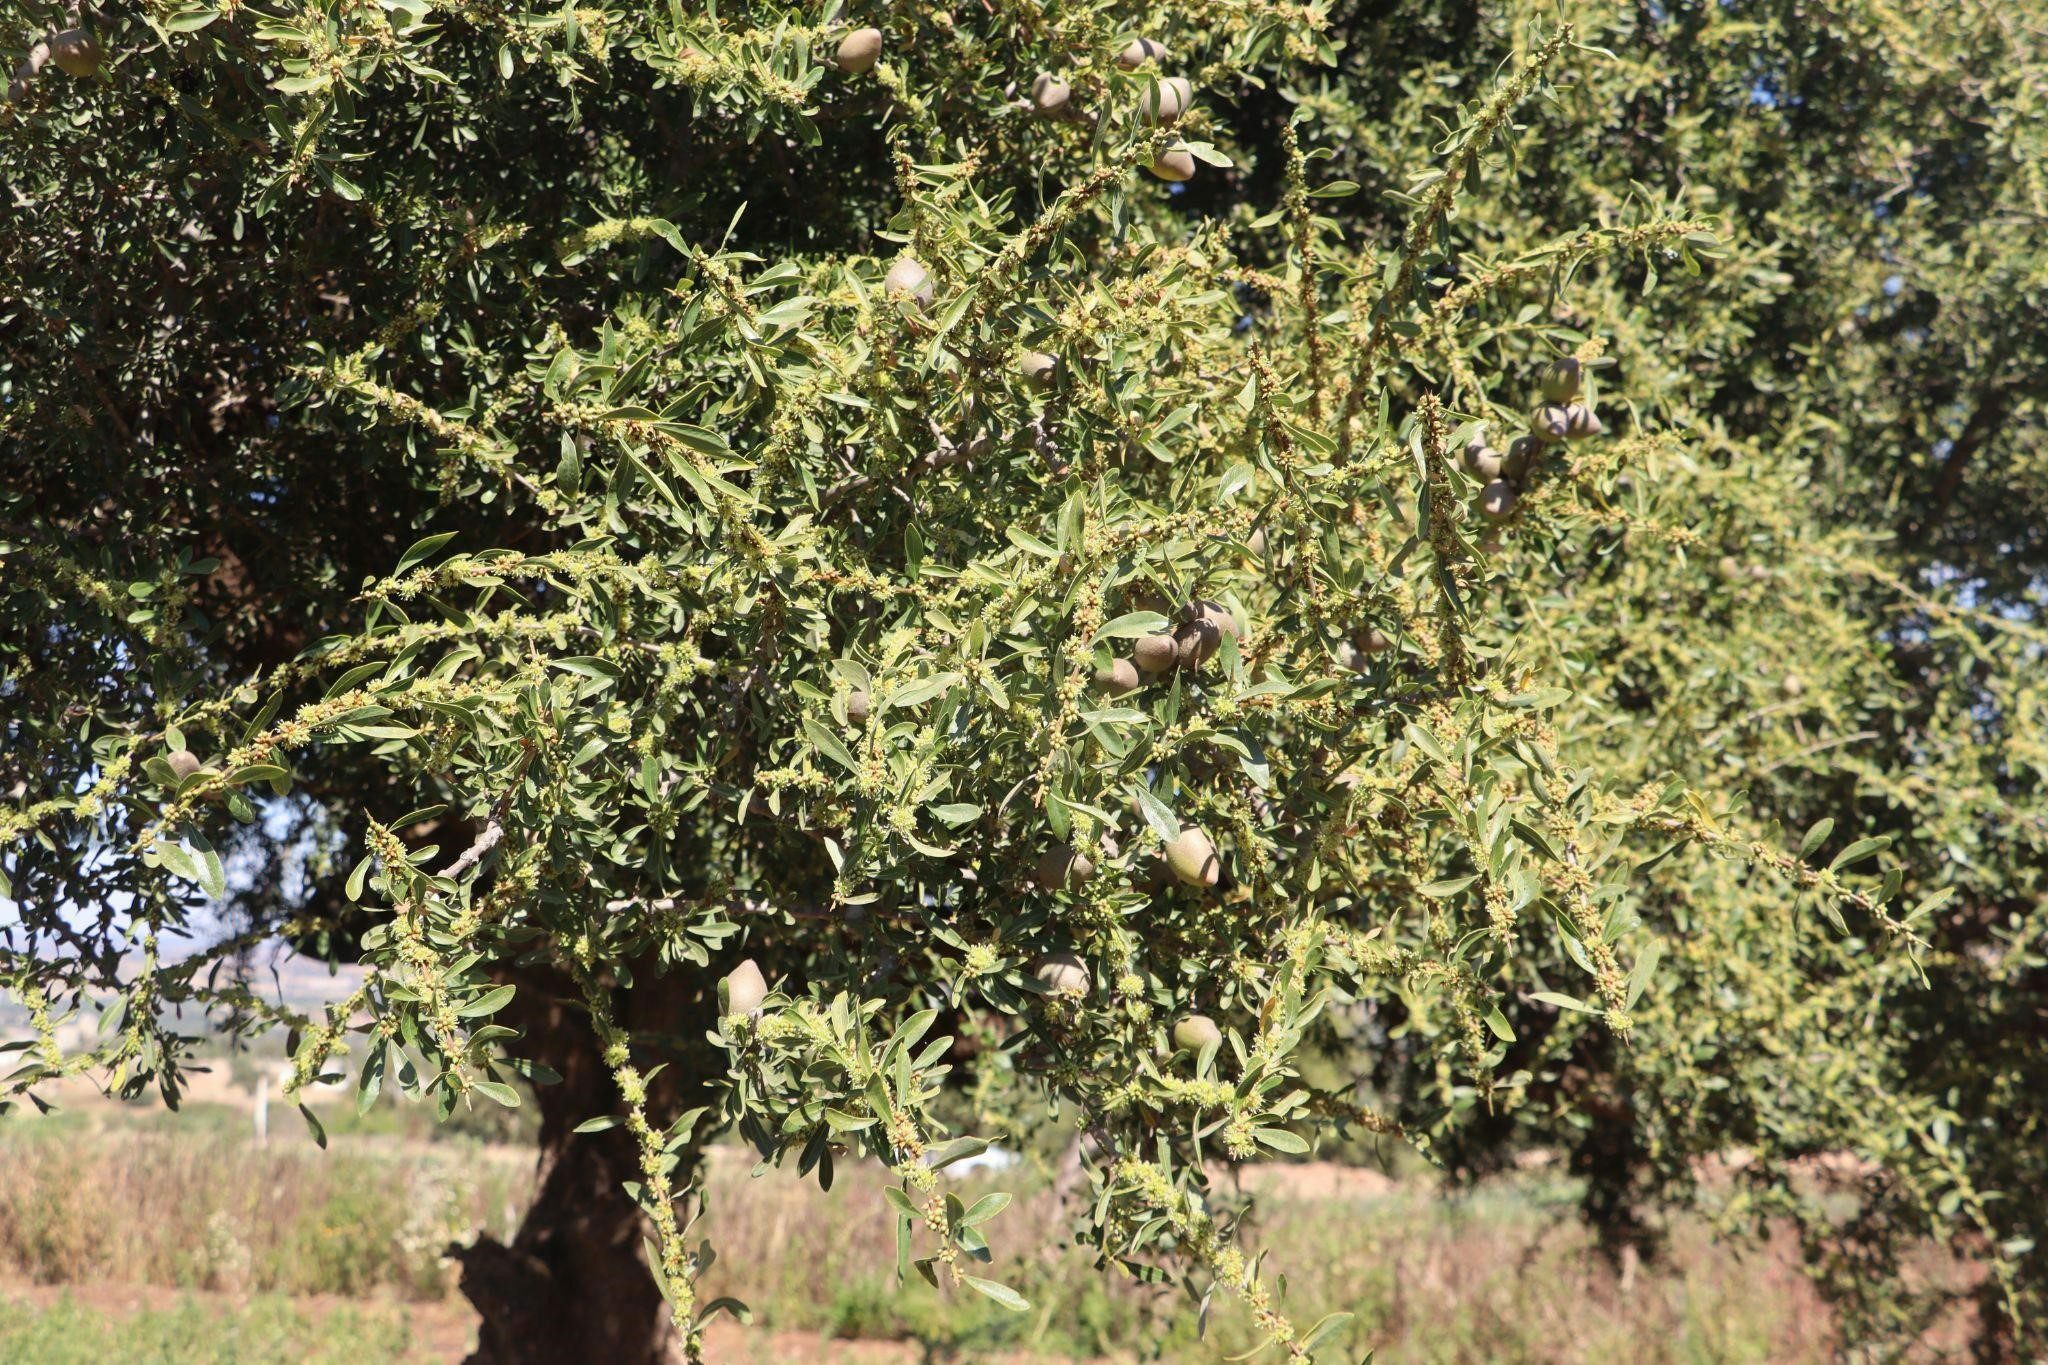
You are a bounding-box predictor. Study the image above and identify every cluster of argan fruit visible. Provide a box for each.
[1465,357,1603,520]
[1030,36,1199,184]
[1093,597,1239,698]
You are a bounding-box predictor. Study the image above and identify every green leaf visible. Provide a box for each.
[1253,1126,1309,1155]
[457,984,516,1017]
[1798,817,1835,860]
[960,1275,1029,1313]
[1829,836,1889,871]
[802,718,861,775]
[573,1115,621,1134]
[471,1080,522,1107]
[395,532,458,574]
[1093,611,1171,641]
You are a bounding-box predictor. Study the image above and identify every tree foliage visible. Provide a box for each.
[3,0,2044,1357]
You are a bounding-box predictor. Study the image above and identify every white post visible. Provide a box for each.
[253,1068,269,1147]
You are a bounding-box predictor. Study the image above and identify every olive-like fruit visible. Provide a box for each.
[1164,827,1220,888]
[1563,402,1602,439]
[1020,351,1058,391]
[1173,618,1221,670]
[1139,76,1193,125]
[1116,37,1169,69]
[1464,445,1504,480]
[845,690,872,725]
[1034,844,1096,891]
[883,257,934,308]
[724,958,769,1015]
[1133,634,1179,674]
[1031,73,1071,115]
[1095,657,1141,696]
[1480,479,1519,520]
[834,27,883,74]
[48,29,101,78]
[1034,952,1091,994]
[1541,357,1583,402]
[1529,403,1571,444]
[1182,599,1236,635]
[1173,1014,1222,1052]
[1148,149,1197,183]
[1245,527,1267,557]
[1503,436,1539,481]
[165,749,203,783]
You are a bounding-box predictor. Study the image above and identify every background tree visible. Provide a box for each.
[3,1,2042,1361]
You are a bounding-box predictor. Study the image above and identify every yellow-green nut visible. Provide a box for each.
[165,749,203,782]
[834,27,883,74]
[724,958,768,1015]
[1480,479,1519,520]
[883,257,934,308]
[1133,633,1179,674]
[1138,76,1193,125]
[1034,951,1091,994]
[1031,73,1071,115]
[48,29,102,78]
[1034,844,1096,891]
[1165,827,1220,888]
[1148,149,1197,183]
[1540,356,1583,402]
[1503,435,1539,480]
[1020,350,1058,391]
[845,690,871,725]
[1095,657,1141,696]
[1173,1014,1222,1052]
[1116,37,1170,70]
[1529,403,1571,444]
[1563,402,1603,439]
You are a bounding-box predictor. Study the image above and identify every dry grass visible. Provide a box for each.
[0,1099,1851,1361]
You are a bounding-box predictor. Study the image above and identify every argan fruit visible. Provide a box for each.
[1095,657,1141,696]
[1336,641,1369,673]
[1245,527,1267,557]
[1133,633,1179,674]
[724,959,768,1015]
[1034,844,1096,891]
[165,749,203,783]
[1183,599,1237,635]
[1138,76,1193,125]
[834,27,883,74]
[1030,73,1071,115]
[1541,357,1583,403]
[1148,149,1197,183]
[1503,436,1539,481]
[1528,403,1571,445]
[1463,445,1504,480]
[48,29,101,78]
[1563,402,1603,439]
[1020,350,1058,391]
[1173,617,1221,670]
[883,257,934,308]
[1480,479,1519,520]
[1164,827,1220,888]
[1034,952,1091,995]
[1116,37,1169,69]
[845,690,871,725]
[1172,1014,1222,1052]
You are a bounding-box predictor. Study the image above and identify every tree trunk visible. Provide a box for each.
[451,959,721,1365]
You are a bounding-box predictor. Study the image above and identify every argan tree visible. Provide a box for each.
[4,1,2043,1361]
